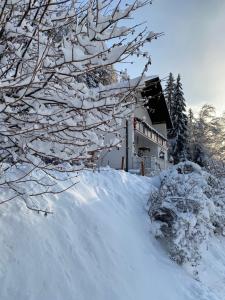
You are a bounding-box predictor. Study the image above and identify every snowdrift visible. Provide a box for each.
[0,168,222,300]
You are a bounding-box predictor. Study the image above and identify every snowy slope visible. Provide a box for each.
[0,169,221,300]
[197,236,225,300]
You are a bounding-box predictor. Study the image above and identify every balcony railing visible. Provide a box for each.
[131,155,173,175]
[134,118,167,148]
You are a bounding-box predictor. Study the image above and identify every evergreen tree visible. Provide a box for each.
[164,72,175,114]
[186,108,194,160]
[170,75,188,163]
[188,108,194,125]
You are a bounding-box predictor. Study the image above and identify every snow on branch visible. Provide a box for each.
[0,0,158,207]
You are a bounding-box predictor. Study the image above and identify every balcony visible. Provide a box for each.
[134,118,168,149]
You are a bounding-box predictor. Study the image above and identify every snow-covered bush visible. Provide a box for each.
[149,161,225,265]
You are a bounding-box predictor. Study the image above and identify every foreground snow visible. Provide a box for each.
[0,169,222,299]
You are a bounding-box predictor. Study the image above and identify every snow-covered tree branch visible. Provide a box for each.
[187,105,225,174]
[0,0,157,208]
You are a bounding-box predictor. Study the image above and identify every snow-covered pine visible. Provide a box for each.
[169,74,188,163]
[164,72,175,114]
[186,108,194,161]
[0,0,156,207]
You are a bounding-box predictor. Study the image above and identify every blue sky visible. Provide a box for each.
[125,0,225,113]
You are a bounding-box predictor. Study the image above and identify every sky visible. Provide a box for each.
[125,0,225,113]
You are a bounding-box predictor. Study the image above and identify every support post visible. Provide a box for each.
[121,156,125,170]
[125,119,129,172]
[141,161,145,176]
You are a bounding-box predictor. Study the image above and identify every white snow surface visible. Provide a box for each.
[0,168,223,300]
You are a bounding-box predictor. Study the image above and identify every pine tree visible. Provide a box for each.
[188,108,194,125]
[170,75,188,163]
[164,72,175,114]
[186,108,194,160]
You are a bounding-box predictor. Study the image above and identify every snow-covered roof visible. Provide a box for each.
[142,77,173,129]
[97,75,159,96]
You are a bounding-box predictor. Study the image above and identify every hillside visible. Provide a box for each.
[0,168,222,300]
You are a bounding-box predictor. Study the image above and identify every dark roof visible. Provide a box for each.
[141,77,173,129]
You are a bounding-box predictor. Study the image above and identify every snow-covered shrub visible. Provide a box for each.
[149,161,225,265]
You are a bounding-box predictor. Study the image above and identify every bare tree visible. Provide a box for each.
[189,105,225,174]
[0,0,157,210]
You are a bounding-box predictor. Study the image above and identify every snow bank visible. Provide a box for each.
[197,236,225,300]
[0,168,221,299]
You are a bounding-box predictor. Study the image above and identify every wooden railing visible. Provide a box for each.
[134,118,167,148]
[131,155,172,175]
